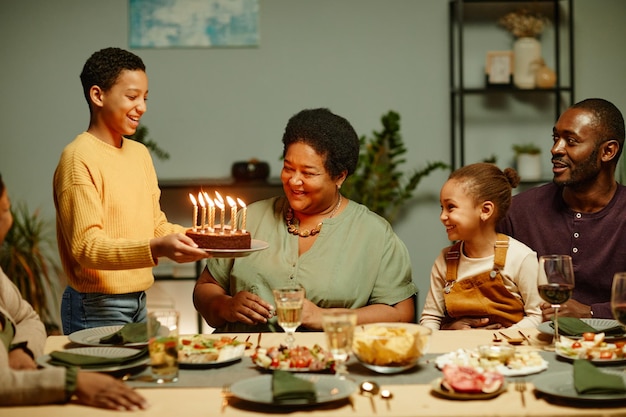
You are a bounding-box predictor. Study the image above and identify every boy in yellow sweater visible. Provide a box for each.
[53,47,208,334]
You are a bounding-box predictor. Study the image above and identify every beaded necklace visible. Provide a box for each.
[285,194,342,237]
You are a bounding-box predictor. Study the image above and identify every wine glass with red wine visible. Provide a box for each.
[538,255,575,347]
[611,272,626,330]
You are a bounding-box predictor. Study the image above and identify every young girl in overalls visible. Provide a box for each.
[420,163,543,330]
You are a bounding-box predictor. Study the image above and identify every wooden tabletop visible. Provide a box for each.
[4,327,626,417]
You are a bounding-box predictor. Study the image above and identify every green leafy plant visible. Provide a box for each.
[128,125,170,161]
[342,111,449,224]
[0,203,62,333]
[513,143,541,155]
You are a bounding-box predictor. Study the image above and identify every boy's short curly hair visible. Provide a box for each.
[281,108,360,179]
[80,47,146,105]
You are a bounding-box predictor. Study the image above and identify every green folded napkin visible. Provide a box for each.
[272,370,317,403]
[99,323,148,345]
[552,317,624,337]
[49,347,149,369]
[574,359,626,395]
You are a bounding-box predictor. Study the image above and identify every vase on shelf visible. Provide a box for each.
[535,59,557,89]
[513,37,541,89]
[516,153,542,181]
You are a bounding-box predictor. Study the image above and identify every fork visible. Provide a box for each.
[221,384,232,413]
[515,380,527,407]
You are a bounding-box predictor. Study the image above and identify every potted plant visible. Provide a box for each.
[0,203,63,334]
[342,111,449,224]
[513,143,542,181]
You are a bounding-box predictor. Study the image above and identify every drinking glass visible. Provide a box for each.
[272,285,305,348]
[537,255,575,347]
[147,309,180,383]
[611,272,626,330]
[321,311,357,378]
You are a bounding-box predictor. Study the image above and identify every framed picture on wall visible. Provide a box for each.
[485,51,513,85]
[129,0,259,48]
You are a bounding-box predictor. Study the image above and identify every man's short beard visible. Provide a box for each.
[553,147,601,188]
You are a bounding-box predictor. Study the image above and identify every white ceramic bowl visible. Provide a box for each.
[477,344,515,363]
[352,323,431,374]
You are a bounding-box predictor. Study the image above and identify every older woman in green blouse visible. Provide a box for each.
[193,108,417,333]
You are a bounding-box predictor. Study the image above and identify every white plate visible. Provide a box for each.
[435,350,548,377]
[430,378,507,400]
[533,370,626,402]
[179,343,246,368]
[68,325,147,347]
[537,318,625,340]
[229,374,356,406]
[555,349,626,365]
[204,239,269,258]
[37,347,149,373]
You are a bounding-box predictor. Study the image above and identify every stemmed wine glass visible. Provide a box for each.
[611,272,626,332]
[538,255,575,348]
[272,285,305,348]
[321,311,357,379]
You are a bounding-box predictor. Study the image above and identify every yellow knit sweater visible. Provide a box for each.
[53,132,184,294]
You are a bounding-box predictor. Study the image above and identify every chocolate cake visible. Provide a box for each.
[186,226,251,250]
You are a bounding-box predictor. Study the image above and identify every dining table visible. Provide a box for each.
[4,327,626,417]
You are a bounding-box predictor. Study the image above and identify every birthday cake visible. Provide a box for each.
[186,226,251,250]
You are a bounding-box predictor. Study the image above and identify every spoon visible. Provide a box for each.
[499,331,525,345]
[359,381,380,413]
[380,389,393,410]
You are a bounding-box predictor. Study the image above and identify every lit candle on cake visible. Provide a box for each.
[227,196,237,233]
[237,198,247,232]
[189,193,198,231]
[204,192,215,232]
[198,192,207,231]
[215,191,224,205]
[215,199,225,235]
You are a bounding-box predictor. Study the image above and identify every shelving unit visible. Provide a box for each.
[449,0,575,170]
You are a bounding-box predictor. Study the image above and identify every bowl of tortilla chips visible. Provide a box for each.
[352,323,431,374]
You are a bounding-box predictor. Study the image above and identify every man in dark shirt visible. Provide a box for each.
[498,98,626,320]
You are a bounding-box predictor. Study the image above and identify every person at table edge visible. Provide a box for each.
[193,108,417,332]
[498,98,626,320]
[0,174,148,409]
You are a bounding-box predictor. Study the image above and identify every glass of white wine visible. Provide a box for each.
[321,311,357,378]
[538,254,575,348]
[272,285,305,348]
[611,272,626,332]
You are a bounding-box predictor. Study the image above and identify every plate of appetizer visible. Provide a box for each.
[556,333,626,364]
[251,344,335,372]
[178,335,249,368]
[435,346,548,376]
[430,364,507,400]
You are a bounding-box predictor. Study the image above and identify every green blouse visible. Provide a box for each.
[208,197,417,332]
